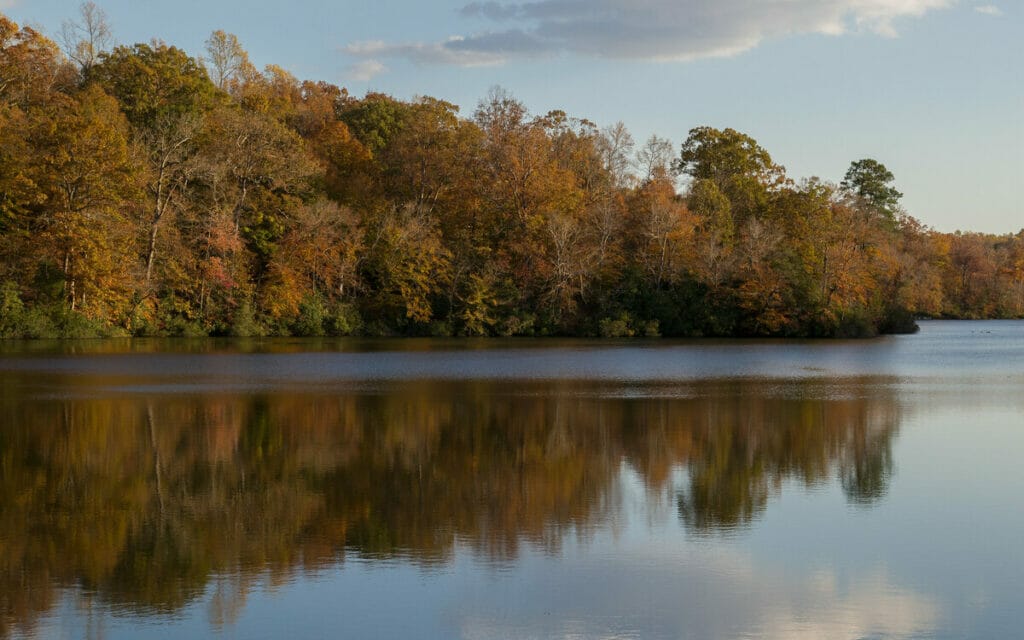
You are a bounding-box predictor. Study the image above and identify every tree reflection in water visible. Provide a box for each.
[0,377,899,635]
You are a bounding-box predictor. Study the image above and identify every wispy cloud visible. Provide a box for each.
[347,37,509,68]
[345,59,389,82]
[974,4,1003,16]
[0,0,20,10]
[345,0,955,75]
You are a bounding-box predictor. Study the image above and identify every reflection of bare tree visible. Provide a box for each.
[0,378,901,634]
[207,574,249,630]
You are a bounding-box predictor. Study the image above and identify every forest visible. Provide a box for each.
[2,7,1023,339]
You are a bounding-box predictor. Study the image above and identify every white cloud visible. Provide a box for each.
[0,0,20,9]
[974,4,1003,15]
[346,37,508,69]
[346,0,955,71]
[454,553,941,640]
[345,59,389,82]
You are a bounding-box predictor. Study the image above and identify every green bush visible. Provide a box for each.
[498,312,536,337]
[428,320,452,337]
[599,313,635,338]
[18,308,60,339]
[230,300,265,337]
[293,296,328,336]
[0,281,26,338]
[56,309,118,338]
[642,319,661,337]
[0,283,116,338]
[327,302,362,336]
[165,315,209,337]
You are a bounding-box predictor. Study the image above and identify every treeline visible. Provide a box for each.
[1,8,1022,339]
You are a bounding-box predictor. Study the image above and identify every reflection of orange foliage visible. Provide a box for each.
[0,378,901,629]
[205,419,241,464]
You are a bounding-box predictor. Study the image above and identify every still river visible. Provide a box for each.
[1,320,1022,639]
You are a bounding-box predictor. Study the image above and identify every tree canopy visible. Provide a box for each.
[841,158,904,223]
[1,8,1022,340]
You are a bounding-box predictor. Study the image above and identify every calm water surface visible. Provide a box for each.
[1,320,1022,639]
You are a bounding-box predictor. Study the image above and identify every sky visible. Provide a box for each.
[4,0,1022,233]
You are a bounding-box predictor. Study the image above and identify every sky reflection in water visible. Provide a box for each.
[1,320,1022,639]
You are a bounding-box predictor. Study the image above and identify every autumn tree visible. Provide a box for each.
[533,110,612,326]
[25,84,141,320]
[946,232,996,316]
[139,113,203,286]
[771,182,877,333]
[469,91,591,329]
[86,40,224,330]
[1,16,69,295]
[0,105,34,243]
[359,203,450,327]
[372,96,493,331]
[263,198,363,332]
[996,232,1024,316]
[629,176,694,290]
[876,215,945,321]
[203,30,254,94]
[1,15,74,108]
[201,105,315,244]
[188,104,316,328]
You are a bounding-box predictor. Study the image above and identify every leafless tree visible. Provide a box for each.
[59,2,113,74]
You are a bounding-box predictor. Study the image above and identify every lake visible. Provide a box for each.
[1,320,1022,639]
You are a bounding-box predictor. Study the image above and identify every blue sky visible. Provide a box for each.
[5,0,1021,233]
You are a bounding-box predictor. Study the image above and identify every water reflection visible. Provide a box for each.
[453,557,940,640]
[670,381,897,533]
[0,377,900,636]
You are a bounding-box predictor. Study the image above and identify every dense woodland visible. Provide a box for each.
[2,7,1022,339]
